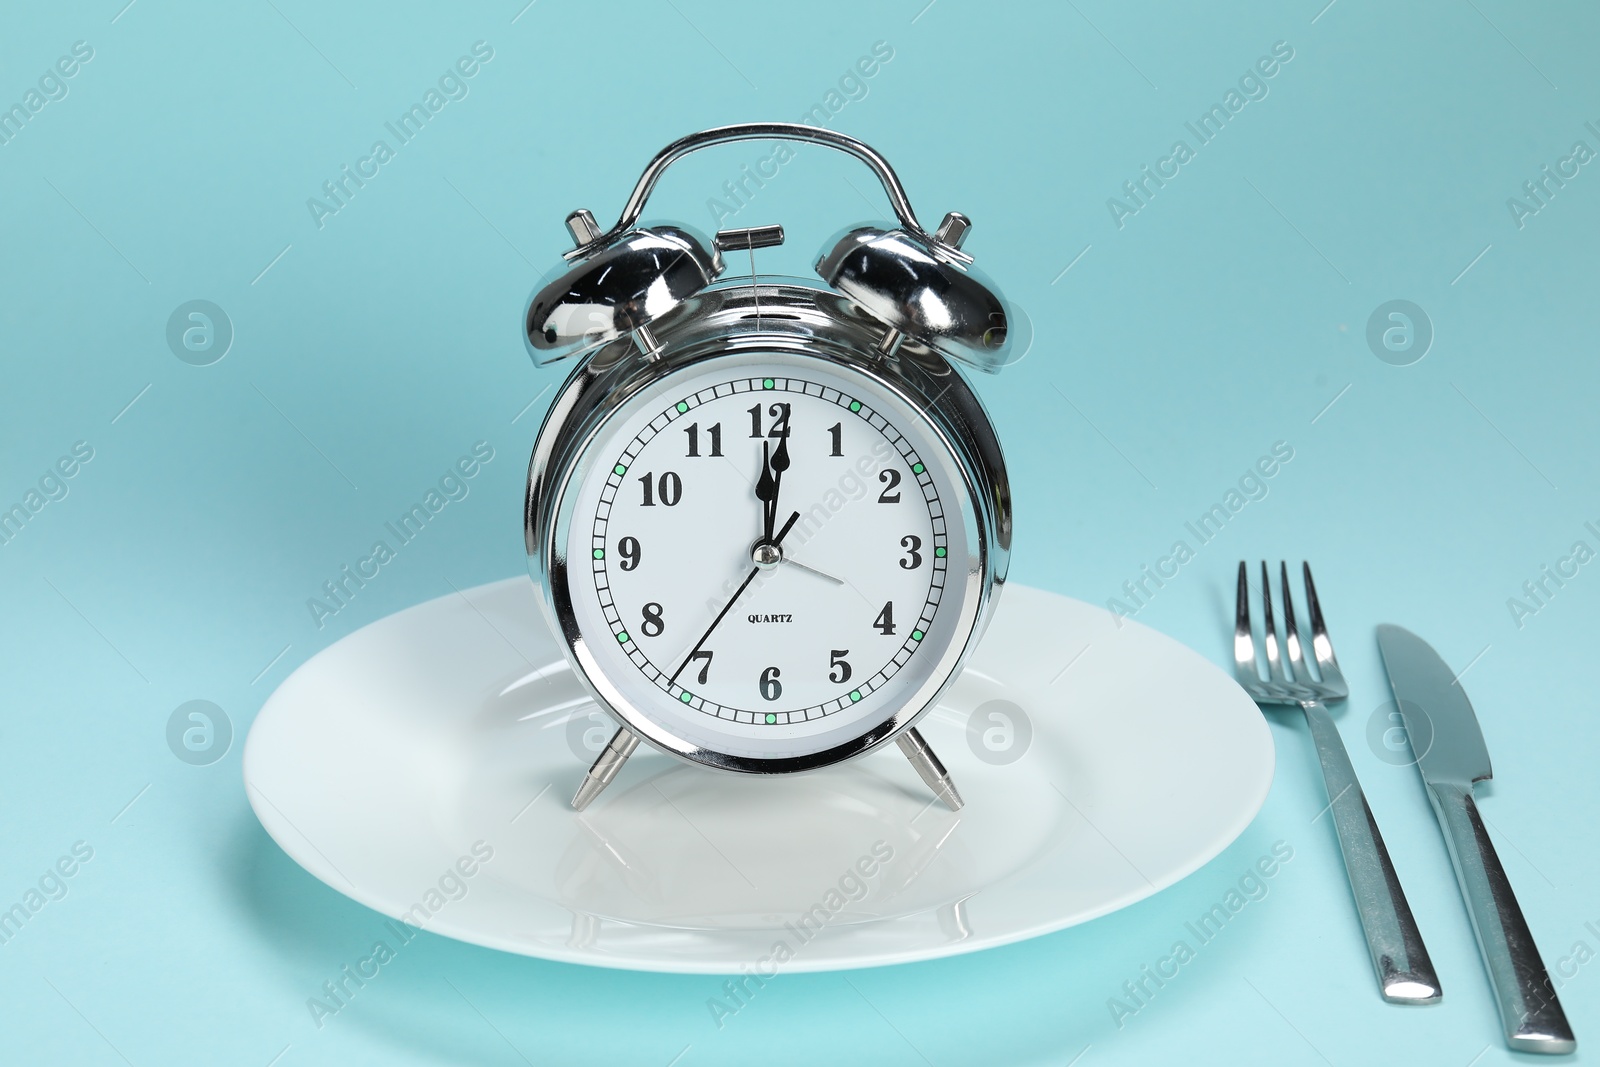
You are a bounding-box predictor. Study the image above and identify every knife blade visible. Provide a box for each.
[1377,624,1492,788]
[1376,624,1575,1055]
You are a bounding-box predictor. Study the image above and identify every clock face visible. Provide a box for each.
[562,352,977,764]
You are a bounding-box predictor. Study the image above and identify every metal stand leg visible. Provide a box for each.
[896,727,963,811]
[572,727,640,811]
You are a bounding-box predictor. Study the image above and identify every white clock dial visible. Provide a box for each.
[564,354,975,762]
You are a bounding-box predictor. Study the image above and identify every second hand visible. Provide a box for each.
[668,510,800,685]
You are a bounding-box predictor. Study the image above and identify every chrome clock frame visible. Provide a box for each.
[525,281,1010,781]
[520,123,1020,811]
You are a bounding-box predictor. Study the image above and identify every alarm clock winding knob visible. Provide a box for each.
[934,211,971,250]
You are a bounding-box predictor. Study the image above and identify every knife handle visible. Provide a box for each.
[1301,701,1441,1003]
[1429,781,1576,1054]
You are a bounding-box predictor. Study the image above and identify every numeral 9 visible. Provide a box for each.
[618,536,641,571]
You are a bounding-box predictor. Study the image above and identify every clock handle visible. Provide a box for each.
[564,123,968,266]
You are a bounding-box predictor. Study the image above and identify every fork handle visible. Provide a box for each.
[1301,700,1442,1004]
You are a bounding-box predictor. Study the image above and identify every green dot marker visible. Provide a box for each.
[676,401,689,413]
[617,632,630,643]
[849,690,862,703]
[912,462,925,475]
[762,378,775,389]
[912,629,924,641]
[614,464,627,476]
[765,713,777,724]
[848,400,862,413]
[680,691,693,703]
[935,547,947,558]
[593,548,605,560]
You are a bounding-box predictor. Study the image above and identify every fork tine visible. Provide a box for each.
[1260,561,1287,682]
[1303,562,1344,683]
[1233,561,1257,680]
[1280,560,1306,683]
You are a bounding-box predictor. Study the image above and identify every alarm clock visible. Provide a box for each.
[523,123,1017,811]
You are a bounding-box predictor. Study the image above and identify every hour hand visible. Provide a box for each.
[754,440,775,539]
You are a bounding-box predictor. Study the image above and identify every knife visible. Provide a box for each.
[1376,624,1576,1054]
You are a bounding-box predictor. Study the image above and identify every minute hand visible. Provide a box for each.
[668,510,801,686]
[765,434,790,542]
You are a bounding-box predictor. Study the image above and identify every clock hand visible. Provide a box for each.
[771,507,801,548]
[669,568,760,686]
[754,439,776,542]
[779,555,844,586]
[768,433,790,540]
[668,510,801,686]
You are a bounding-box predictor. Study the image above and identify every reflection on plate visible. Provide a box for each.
[244,579,1273,973]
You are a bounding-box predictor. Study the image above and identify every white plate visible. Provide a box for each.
[243,579,1273,973]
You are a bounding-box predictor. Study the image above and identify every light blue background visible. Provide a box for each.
[2,1,1597,1064]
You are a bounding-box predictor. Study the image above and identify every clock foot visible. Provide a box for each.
[572,726,640,811]
[896,728,964,811]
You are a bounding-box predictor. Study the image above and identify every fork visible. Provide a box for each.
[1234,561,1441,1004]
